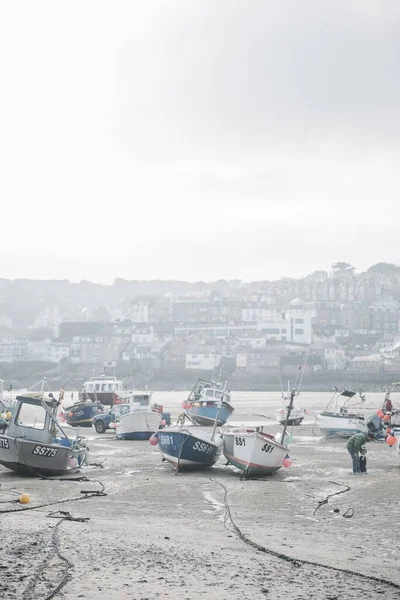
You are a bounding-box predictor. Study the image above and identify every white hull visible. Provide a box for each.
[275,406,305,425]
[116,411,161,440]
[317,413,368,438]
[223,428,288,476]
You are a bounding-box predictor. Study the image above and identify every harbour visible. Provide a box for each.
[1,390,400,599]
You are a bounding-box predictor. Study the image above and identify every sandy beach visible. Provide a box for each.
[1,391,399,600]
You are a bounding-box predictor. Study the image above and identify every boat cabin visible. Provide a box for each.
[188,379,231,405]
[83,376,124,395]
[8,394,60,443]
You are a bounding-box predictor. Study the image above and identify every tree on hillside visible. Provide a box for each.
[332,262,356,276]
[367,262,400,274]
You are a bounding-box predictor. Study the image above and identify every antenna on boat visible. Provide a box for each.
[211,380,227,442]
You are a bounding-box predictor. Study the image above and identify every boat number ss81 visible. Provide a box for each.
[235,436,246,446]
[192,441,214,454]
[32,446,58,458]
[261,443,274,454]
[159,434,174,445]
[0,438,9,449]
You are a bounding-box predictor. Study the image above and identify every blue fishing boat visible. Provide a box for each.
[151,426,223,471]
[183,379,234,426]
[64,400,104,427]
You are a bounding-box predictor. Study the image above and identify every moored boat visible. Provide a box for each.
[316,389,368,438]
[115,410,162,440]
[152,426,223,471]
[183,378,234,426]
[64,400,104,427]
[222,427,288,477]
[81,375,125,406]
[275,381,306,426]
[0,392,88,477]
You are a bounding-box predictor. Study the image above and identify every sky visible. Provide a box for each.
[0,1,399,283]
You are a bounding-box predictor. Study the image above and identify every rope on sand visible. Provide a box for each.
[210,478,400,592]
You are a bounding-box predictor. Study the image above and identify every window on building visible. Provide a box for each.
[295,329,304,335]
[262,328,280,334]
[295,319,304,324]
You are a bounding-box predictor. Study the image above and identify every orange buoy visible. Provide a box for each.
[19,494,31,504]
[383,414,390,422]
[386,435,397,447]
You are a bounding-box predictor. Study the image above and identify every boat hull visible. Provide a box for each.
[275,407,305,426]
[317,412,368,438]
[64,402,103,427]
[223,429,287,477]
[86,392,120,407]
[185,403,234,426]
[0,435,87,477]
[156,428,222,471]
[115,411,161,440]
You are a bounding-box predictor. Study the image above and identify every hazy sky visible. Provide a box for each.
[1,1,399,283]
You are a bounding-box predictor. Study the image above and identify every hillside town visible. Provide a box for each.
[1,262,400,389]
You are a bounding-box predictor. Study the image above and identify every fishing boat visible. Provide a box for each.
[112,391,162,440]
[63,399,104,427]
[183,378,234,426]
[316,389,368,438]
[275,382,306,426]
[223,389,294,478]
[80,375,125,406]
[0,392,88,476]
[151,382,229,471]
[223,427,288,477]
[152,426,223,471]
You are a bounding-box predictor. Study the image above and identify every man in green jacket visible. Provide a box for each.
[346,431,374,473]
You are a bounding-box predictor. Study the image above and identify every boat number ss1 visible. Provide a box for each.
[193,441,214,455]
[261,443,274,454]
[235,436,246,446]
[0,437,9,449]
[32,445,58,458]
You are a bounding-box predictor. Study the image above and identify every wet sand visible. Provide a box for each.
[1,392,399,600]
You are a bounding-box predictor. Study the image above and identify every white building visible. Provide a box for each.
[185,350,221,371]
[129,300,149,323]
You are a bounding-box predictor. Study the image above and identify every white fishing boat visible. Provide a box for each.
[223,389,294,478]
[0,392,88,476]
[223,427,289,477]
[316,389,368,438]
[112,391,161,440]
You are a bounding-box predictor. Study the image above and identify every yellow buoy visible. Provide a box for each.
[6,411,12,420]
[19,494,31,505]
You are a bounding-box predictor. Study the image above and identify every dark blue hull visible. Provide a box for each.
[65,402,103,427]
[116,431,154,440]
[156,429,222,471]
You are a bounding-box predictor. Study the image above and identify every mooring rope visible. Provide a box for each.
[210,478,400,591]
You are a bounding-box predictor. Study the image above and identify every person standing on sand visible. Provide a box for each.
[346,431,374,474]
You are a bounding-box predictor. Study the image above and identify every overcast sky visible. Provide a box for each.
[0,1,399,283]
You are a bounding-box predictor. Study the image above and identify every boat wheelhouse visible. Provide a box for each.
[184,379,234,426]
[81,375,125,406]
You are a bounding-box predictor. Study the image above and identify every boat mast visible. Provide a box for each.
[211,380,227,442]
[280,389,295,445]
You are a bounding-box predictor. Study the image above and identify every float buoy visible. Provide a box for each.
[19,494,30,505]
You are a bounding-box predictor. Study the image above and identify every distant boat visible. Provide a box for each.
[316,389,368,438]
[0,392,88,477]
[183,378,234,426]
[64,400,104,427]
[112,391,162,440]
[153,426,223,471]
[275,381,306,426]
[80,375,125,406]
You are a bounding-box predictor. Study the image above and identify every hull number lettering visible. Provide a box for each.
[235,436,246,447]
[159,435,174,445]
[32,445,58,458]
[261,443,274,454]
[0,438,9,449]
[72,410,85,417]
[193,441,214,455]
